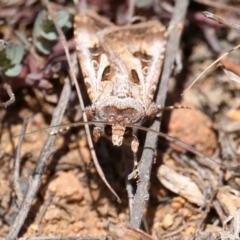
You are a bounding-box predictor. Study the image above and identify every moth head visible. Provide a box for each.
[96,97,144,120]
[101,106,136,146]
[90,97,145,146]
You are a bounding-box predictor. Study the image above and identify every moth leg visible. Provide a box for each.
[174,49,183,74]
[85,106,95,120]
[131,135,139,171]
[131,135,139,153]
[146,103,161,117]
[128,136,140,181]
[92,127,103,142]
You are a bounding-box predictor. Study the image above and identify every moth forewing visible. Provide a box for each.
[74,11,114,101]
[97,21,167,108]
[74,11,167,150]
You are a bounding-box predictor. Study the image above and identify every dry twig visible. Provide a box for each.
[13,117,29,207]
[0,82,15,108]
[130,0,190,228]
[6,79,71,240]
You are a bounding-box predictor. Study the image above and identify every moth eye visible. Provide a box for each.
[142,66,150,76]
[133,51,152,62]
[89,46,102,56]
[104,125,112,136]
[124,127,132,137]
[102,66,110,81]
[131,69,140,84]
[92,60,99,70]
[123,117,130,123]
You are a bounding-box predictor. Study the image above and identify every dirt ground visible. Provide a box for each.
[1,1,240,239]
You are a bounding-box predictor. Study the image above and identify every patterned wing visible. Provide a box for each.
[97,20,167,107]
[74,11,114,102]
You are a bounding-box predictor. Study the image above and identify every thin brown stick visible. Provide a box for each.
[34,192,55,234]
[6,79,71,240]
[0,82,15,108]
[126,0,135,23]
[43,0,120,202]
[194,0,240,14]
[183,43,240,94]
[130,0,190,228]
[183,12,240,94]
[203,11,240,32]
[13,117,29,207]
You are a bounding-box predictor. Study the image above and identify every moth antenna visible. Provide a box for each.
[11,121,108,139]
[159,105,191,111]
[12,119,219,167]
[182,11,240,95]
[127,123,222,167]
[12,119,219,166]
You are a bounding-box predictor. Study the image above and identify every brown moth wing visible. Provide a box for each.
[97,21,167,108]
[74,11,167,147]
[74,11,114,102]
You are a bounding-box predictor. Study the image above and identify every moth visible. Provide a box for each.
[74,11,167,152]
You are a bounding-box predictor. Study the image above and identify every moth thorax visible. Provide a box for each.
[114,79,131,98]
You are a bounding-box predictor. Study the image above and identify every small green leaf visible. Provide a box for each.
[33,10,45,39]
[0,40,7,52]
[7,44,24,65]
[4,64,22,77]
[55,10,72,28]
[33,10,72,54]
[35,41,53,55]
[135,0,153,7]
[40,30,58,41]
[0,40,24,71]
